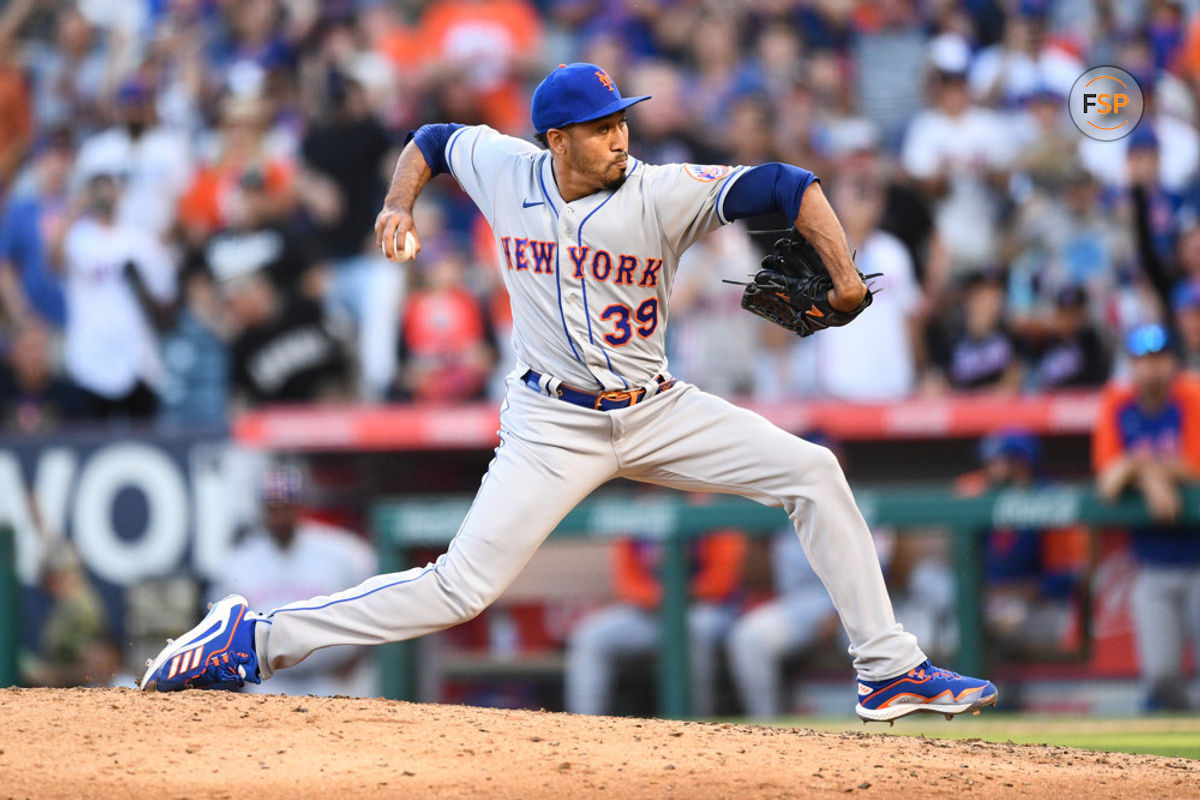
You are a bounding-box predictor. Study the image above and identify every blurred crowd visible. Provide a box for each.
[1,0,1200,430]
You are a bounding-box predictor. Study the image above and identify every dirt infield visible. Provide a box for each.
[0,688,1196,799]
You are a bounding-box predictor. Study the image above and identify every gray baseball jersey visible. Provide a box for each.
[447,124,748,391]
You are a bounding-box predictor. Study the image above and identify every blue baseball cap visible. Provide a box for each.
[1126,322,1173,357]
[531,63,651,135]
[1128,124,1159,152]
[980,429,1042,467]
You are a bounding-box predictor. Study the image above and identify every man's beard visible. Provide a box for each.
[571,148,627,192]
[602,171,627,191]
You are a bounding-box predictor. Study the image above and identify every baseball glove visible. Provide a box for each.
[735,228,880,337]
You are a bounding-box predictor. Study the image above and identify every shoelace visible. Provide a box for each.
[909,664,959,681]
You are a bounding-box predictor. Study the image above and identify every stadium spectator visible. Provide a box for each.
[0,129,73,329]
[565,530,746,717]
[158,262,229,428]
[0,0,33,196]
[0,321,86,433]
[667,224,761,397]
[1007,88,1079,196]
[624,60,709,166]
[814,163,922,400]
[398,248,495,403]
[1171,279,1200,373]
[20,5,108,138]
[414,0,543,134]
[958,430,1089,660]
[853,0,928,148]
[178,94,295,245]
[200,164,320,301]
[62,172,176,421]
[19,542,119,688]
[926,270,1024,394]
[211,465,376,696]
[1125,127,1188,274]
[73,78,192,240]
[967,10,1082,107]
[1009,166,1130,327]
[726,529,839,718]
[224,262,350,407]
[1027,286,1111,390]
[1079,64,1200,198]
[752,322,818,401]
[1095,323,1200,711]
[901,33,1013,278]
[300,66,400,400]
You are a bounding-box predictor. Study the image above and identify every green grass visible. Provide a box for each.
[766,715,1200,760]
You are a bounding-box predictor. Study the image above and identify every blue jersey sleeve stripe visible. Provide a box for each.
[410,123,465,177]
[269,564,440,616]
[445,126,471,181]
[537,154,559,217]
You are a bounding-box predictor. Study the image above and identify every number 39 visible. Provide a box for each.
[600,298,659,346]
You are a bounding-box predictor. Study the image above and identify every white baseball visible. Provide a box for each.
[384,230,418,262]
[399,230,417,262]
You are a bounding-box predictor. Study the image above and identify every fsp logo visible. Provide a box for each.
[1069,66,1144,142]
[595,69,615,91]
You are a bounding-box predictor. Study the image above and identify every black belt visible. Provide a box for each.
[522,370,675,411]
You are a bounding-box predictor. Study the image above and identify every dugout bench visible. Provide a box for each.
[370,484,1200,719]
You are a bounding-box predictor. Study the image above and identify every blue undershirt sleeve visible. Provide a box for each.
[406,123,466,177]
[721,162,819,223]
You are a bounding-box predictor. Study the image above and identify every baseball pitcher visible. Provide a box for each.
[141,63,997,722]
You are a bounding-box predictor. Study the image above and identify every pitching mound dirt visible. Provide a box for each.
[0,688,1195,799]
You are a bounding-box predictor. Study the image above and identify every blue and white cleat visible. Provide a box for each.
[139,594,262,692]
[855,661,997,723]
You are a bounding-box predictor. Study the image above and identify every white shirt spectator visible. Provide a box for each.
[968,44,1083,105]
[668,224,762,396]
[814,230,920,401]
[212,521,377,697]
[1078,114,1200,194]
[63,216,176,398]
[75,126,192,238]
[902,106,1012,272]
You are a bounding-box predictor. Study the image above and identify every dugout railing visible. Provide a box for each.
[0,524,17,687]
[370,484,1200,718]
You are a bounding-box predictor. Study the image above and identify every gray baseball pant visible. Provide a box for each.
[254,378,926,682]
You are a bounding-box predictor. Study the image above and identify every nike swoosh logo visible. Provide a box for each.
[522,199,544,208]
[806,304,825,318]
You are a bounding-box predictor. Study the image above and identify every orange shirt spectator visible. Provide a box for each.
[0,57,32,190]
[178,160,293,239]
[400,252,495,402]
[614,530,748,609]
[416,0,542,133]
[177,96,295,241]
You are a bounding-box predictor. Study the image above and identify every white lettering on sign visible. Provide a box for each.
[73,443,190,584]
[992,487,1082,529]
[588,501,675,539]
[0,438,250,586]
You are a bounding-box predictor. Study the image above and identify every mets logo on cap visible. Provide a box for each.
[595,69,615,91]
[684,164,732,182]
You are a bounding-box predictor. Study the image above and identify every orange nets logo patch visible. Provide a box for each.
[684,164,732,182]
